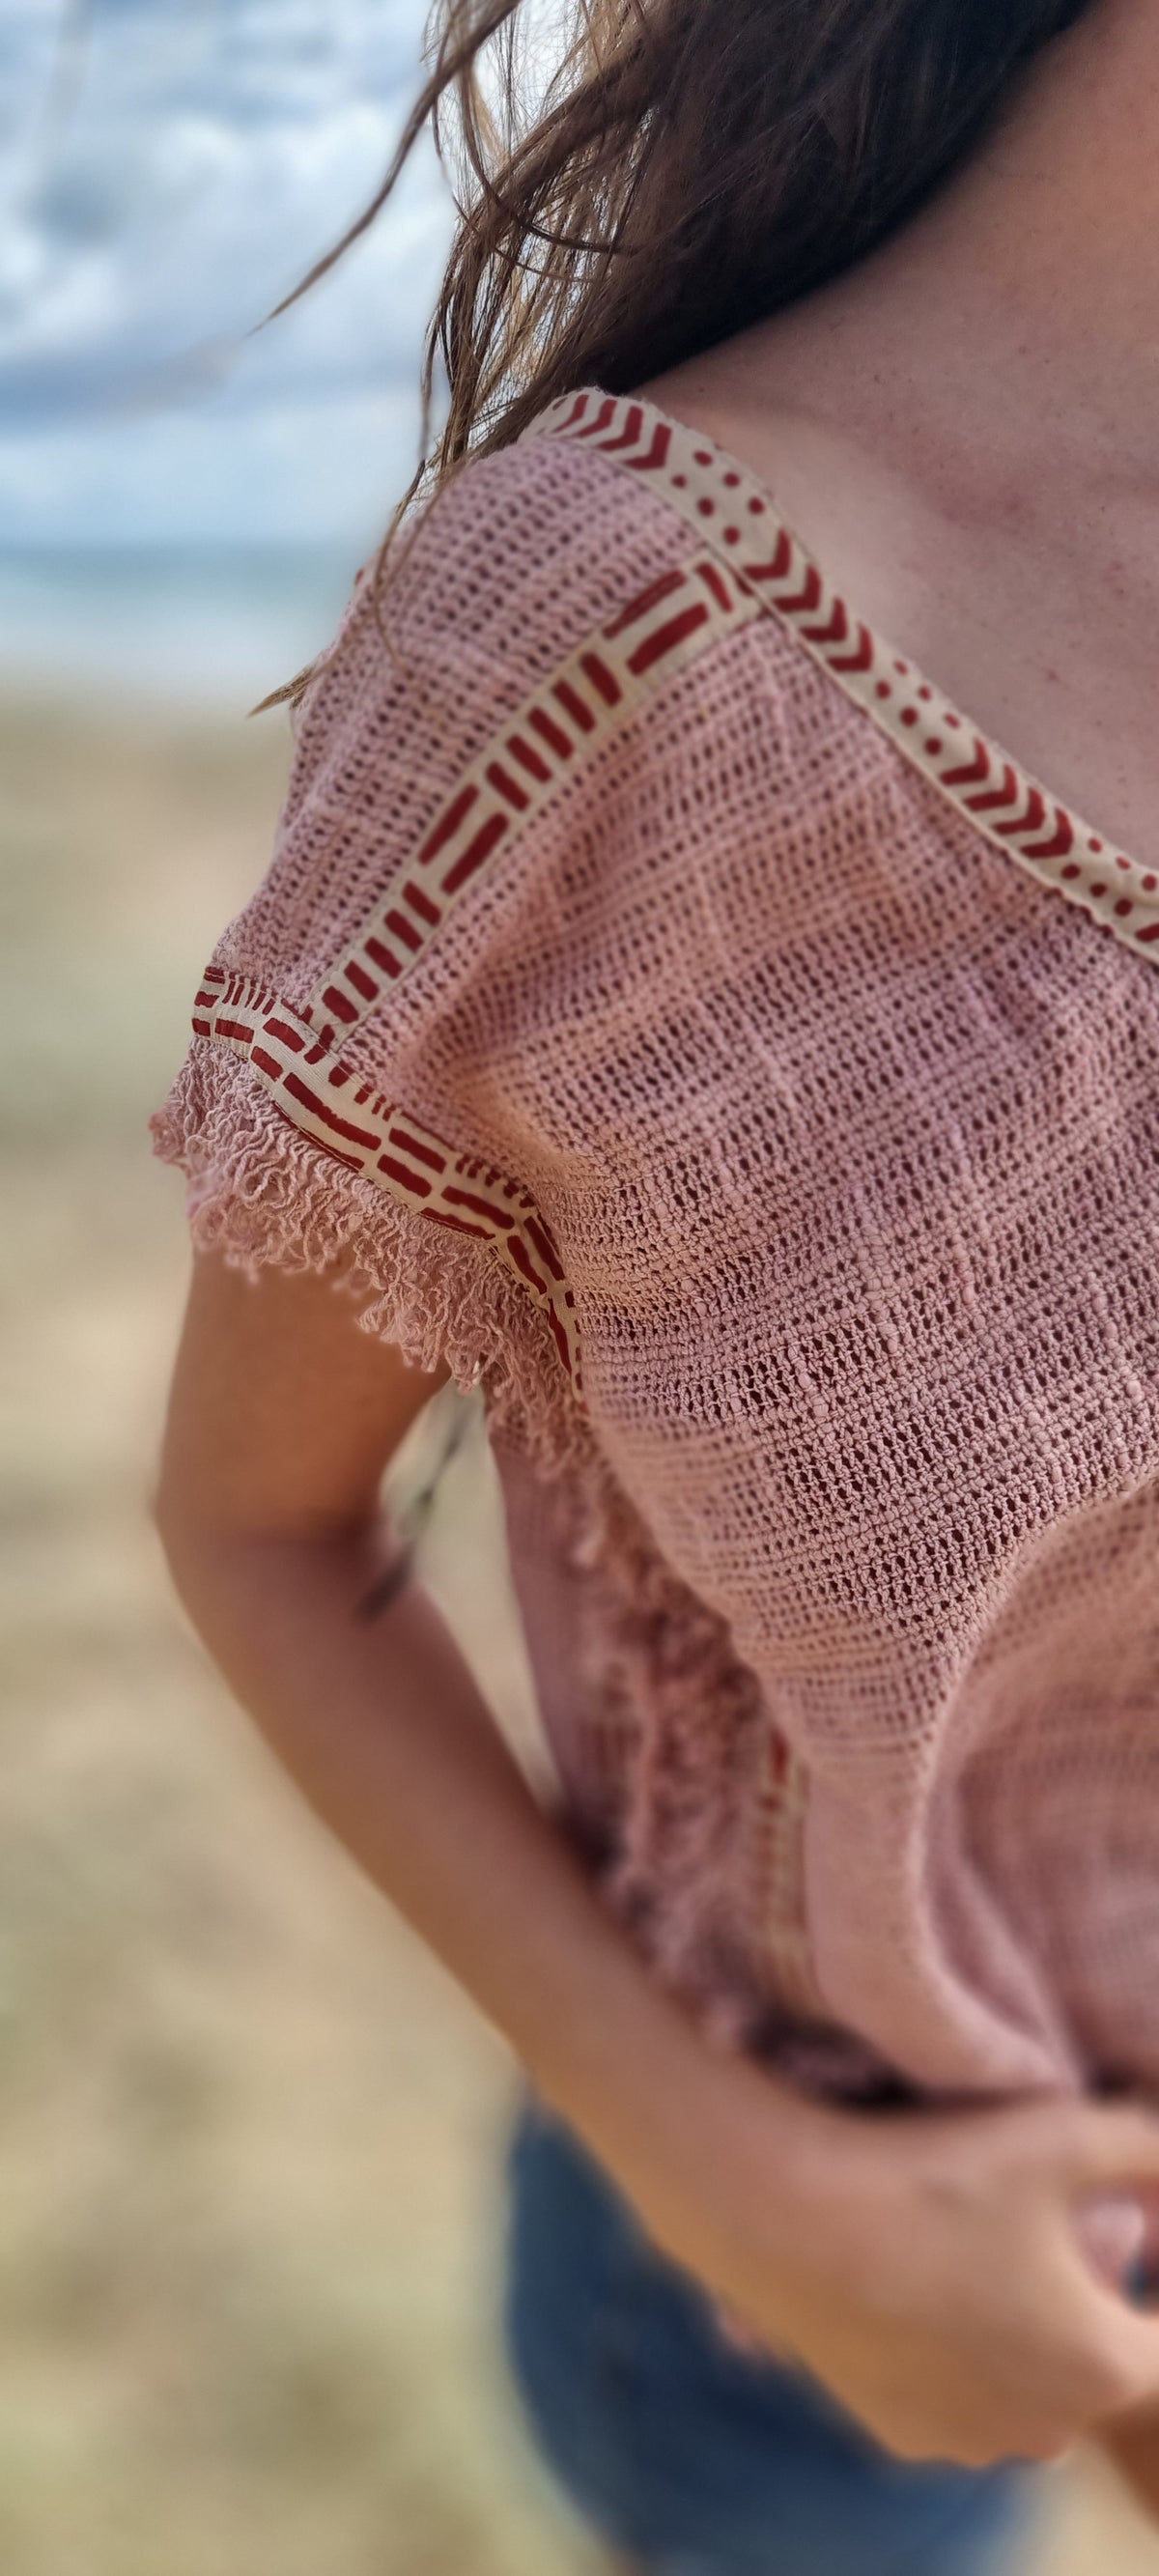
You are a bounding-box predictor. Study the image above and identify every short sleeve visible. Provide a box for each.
[148,427,687,1471]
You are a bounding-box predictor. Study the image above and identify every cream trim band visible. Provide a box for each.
[524,387,1159,969]
[191,965,583,1393]
[305,544,759,1045]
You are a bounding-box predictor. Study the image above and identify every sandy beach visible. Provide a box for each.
[2,690,1157,2574]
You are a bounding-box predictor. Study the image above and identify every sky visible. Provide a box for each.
[0,0,459,551]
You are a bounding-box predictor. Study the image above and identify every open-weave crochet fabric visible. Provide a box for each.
[152,386,1159,2109]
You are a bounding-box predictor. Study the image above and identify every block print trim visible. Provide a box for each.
[525,388,1159,969]
[304,546,761,1041]
[190,964,583,1395]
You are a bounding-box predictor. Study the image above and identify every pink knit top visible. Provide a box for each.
[152,386,1159,2109]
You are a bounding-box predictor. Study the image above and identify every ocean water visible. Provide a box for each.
[0,544,364,713]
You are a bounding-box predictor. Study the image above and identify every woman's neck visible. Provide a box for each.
[660,0,1159,507]
[877,0,1159,454]
[635,2,1159,875]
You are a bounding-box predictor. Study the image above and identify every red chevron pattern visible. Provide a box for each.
[525,388,1159,969]
[306,546,760,1041]
[190,966,583,1393]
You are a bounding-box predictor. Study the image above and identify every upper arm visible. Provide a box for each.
[155,1249,449,1543]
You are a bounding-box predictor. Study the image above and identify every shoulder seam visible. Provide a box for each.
[305,544,760,1045]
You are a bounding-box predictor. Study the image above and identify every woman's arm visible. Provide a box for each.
[1095,2397,1159,2523]
[153,1250,1159,2471]
[151,1252,768,2220]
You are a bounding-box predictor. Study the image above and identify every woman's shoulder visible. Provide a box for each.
[267,400,756,957]
[194,401,746,1070]
[150,415,686,1449]
[312,408,700,725]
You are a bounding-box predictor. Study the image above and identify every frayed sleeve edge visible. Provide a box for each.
[149,1031,587,1480]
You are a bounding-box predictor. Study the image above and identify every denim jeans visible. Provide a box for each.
[499,2091,1042,2576]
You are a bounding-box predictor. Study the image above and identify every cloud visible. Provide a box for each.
[0,382,423,546]
[0,0,458,543]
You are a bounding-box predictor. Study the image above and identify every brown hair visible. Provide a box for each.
[256,0,1090,710]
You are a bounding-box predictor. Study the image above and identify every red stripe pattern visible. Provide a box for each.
[525,388,1159,969]
[190,966,583,1394]
[306,549,760,1039]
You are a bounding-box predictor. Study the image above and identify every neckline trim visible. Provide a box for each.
[521,385,1159,965]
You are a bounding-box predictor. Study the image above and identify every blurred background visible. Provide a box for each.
[2,4,1157,2568]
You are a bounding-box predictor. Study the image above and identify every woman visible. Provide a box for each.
[151,1,1159,2566]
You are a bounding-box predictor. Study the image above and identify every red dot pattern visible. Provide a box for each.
[541,386,1159,975]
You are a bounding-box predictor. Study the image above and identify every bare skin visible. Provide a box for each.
[637,0,1159,877]
[155,1254,1159,2476]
